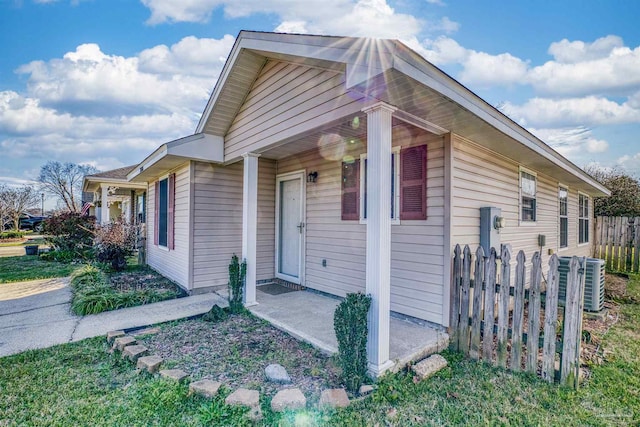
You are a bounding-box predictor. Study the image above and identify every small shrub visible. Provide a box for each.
[43,212,95,260]
[40,249,83,263]
[93,217,138,271]
[228,254,246,314]
[202,304,230,322]
[334,292,372,392]
[0,231,25,239]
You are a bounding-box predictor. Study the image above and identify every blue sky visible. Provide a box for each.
[1,0,640,201]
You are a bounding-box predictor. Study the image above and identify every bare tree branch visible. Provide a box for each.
[38,161,98,212]
[1,185,40,230]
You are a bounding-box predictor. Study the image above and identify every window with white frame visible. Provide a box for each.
[360,147,400,222]
[520,170,537,222]
[579,193,590,244]
[559,186,568,248]
[157,178,169,247]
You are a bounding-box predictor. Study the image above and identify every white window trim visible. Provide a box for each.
[578,191,590,247]
[359,146,401,225]
[156,174,170,249]
[519,166,537,226]
[558,184,569,252]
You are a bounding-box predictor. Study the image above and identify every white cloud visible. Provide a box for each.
[528,127,609,157]
[425,0,445,5]
[617,153,640,176]
[141,0,423,40]
[529,36,640,96]
[16,36,234,117]
[0,90,193,170]
[501,97,640,128]
[421,36,528,87]
[275,21,308,34]
[548,35,624,64]
[433,17,459,34]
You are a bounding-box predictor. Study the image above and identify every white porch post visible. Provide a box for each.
[100,184,109,225]
[363,101,396,375]
[242,152,260,306]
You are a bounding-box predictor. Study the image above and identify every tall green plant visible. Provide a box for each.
[228,254,246,314]
[334,292,372,392]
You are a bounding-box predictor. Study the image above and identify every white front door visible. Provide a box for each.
[276,171,305,284]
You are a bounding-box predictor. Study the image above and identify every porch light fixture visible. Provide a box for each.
[307,171,318,183]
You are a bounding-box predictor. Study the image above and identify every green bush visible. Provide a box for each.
[43,212,95,260]
[202,304,229,322]
[228,254,246,314]
[0,231,25,239]
[334,292,372,392]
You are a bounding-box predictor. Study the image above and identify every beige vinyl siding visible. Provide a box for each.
[451,134,593,274]
[147,163,191,290]
[224,60,364,161]
[277,126,446,324]
[257,159,276,280]
[191,161,242,289]
[191,159,276,290]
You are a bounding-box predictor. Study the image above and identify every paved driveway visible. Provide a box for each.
[0,277,78,357]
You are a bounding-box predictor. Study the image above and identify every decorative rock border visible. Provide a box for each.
[106,329,460,419]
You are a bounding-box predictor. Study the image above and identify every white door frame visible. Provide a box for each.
[275,170,306,284]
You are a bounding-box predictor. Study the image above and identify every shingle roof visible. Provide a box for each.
[86,165,137,180]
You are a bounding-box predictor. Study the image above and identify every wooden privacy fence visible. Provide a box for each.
[450,244,587,388]
[594,216,640,272]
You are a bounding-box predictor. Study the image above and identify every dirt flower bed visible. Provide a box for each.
[137,314,342,401]
[109,267,183,294]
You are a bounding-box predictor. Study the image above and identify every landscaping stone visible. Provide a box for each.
[189,379,221,398]
[132,327,161,337]
[225,388,260,408]
[122,344,148,362]
[136,355,163,373]
[159,369,189,382]
[359,384,374,396]
[265,363,291,384]
[270,388,306,412]
[319,388,350,408]
[106,330,125,344]
[412,354,448,380]
[113,336,136,351]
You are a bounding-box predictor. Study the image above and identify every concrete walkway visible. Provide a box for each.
[0,277,226,358]
[250,286,449,374]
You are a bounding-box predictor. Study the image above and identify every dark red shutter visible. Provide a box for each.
[153,181,159,245]
[168,173,175,250]
[341,159,360,220]
[400,145,427,220]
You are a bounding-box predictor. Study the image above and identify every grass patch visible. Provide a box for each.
[1,276,639,425]
[0,256,76,283]
[69,264,181,315]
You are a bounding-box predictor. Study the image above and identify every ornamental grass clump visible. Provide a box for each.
[334,292,372,392]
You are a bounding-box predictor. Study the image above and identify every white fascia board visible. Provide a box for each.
[127,144,169,181]
[195,35,244,134]
[167,133,224,163]
[391,51,610,196]
[128,133,224,182]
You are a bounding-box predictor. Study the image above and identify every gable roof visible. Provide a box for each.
[86,165,137,180]
[195,30,609,196]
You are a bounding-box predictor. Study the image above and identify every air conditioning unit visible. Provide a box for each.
[558,257,605,312]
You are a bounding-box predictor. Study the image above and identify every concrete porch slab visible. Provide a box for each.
[249,287,448,374]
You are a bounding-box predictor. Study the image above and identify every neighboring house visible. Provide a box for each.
[82,165,147,224]
[90,31,609,374]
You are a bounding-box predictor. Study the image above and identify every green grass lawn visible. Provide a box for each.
[0,256,76,283]
[1,277,638,426]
